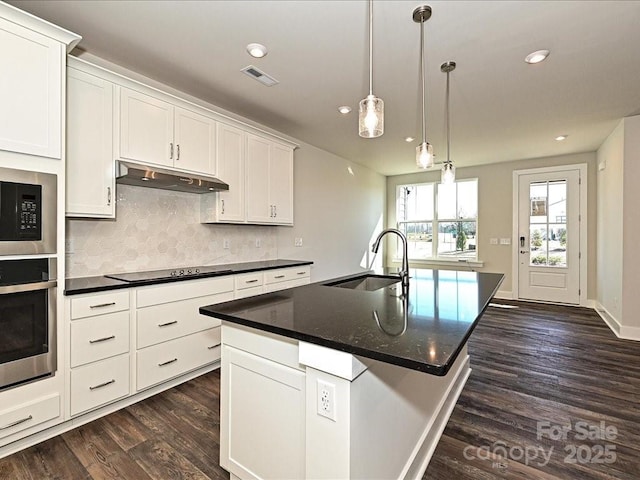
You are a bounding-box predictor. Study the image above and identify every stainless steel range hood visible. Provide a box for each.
[115,161,229,194]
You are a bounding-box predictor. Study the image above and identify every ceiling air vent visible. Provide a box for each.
[241,65,279,87]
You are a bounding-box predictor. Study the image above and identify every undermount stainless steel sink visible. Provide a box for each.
[324,275,401,292]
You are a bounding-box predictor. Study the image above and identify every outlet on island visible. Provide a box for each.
[223,239,230,249]
[295,237,303,247]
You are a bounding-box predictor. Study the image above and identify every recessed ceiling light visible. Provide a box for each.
[246,43,268,58]
[338,106,352,114]
[525,49,550,64]
[405,136,415,142]
[555,134,568,141]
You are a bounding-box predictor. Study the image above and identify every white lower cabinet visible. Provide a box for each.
[0,394,60,440]
[134,277,233,391]
[221,343,305,480]
[70,354,130,417]
[70,310,129,367]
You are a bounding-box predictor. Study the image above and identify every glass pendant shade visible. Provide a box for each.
[359,94,384,138]
[441,162,455,184]
[416,142,434,169]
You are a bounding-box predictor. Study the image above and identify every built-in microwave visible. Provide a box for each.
[0,167,56,255]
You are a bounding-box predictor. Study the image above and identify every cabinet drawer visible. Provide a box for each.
[235,285,264,300]
[70,354,130,417]
[235,272,264,290]
[264,267,310,285]
[137,292,232,348]
[70,311,130,367]
[137,276,234,308]
[136,327,221,391]
[71,290,129,320]
[264,277,310,293]
[0,394,60,440]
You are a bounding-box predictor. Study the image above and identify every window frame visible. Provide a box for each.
[395,179,479,263]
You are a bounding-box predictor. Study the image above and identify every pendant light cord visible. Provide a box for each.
[446,69,450,164]
[368,0,373,96]
[420,18,426,143]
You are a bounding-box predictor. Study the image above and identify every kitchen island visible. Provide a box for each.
[200,268,503,480]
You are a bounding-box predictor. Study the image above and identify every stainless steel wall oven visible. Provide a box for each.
[0,258,57,390]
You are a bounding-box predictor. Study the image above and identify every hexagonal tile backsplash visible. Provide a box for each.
[66,185,277,278]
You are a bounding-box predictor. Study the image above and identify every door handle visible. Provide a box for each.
[520,250,529,254]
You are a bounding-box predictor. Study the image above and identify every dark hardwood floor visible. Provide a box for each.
[1,301,638,479]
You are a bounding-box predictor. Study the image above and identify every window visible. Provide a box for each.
[396,179,478,261]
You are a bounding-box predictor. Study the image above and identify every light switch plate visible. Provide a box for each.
[500,238,511,245]
[490,238,498,245]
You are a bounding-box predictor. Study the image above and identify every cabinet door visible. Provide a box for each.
[0,18,62,158]
[119,88,173,167]
[66,67,115,217]
[270,143,294,225]
[221,345,305,480]
[246,133,272,223]
[217,123,245,222]
[174,107,216,175]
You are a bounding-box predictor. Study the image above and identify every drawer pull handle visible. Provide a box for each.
[274,275,285,279]
[158,320,178,327]
[89,379,115,391]
[297,271,307,275]
[207,345,217,350]
[0,415,33,430]
[89,335,116,344]
[89,302,116,309]
[158,358,178,367]
[245,279,259,284]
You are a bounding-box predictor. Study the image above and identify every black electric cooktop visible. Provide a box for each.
[104,265,233,283]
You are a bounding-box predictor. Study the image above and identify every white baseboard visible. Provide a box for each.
[594,302,640,341]
[494,290,513,300]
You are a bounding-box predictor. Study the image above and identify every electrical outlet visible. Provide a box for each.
[223,239,230,249]
[317,379,336,421]
[295,237,303,247]
[255,238,261,248]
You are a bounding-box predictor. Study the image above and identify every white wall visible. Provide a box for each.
[621,116,640,330]
[386,152,598,298]
[596,120,624,322]
[277,142,386,282]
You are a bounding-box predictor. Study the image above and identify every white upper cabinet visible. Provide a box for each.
[119,88,216,175]
[246,133,294,225]
[216,123,246,223]
[0,10,79,159]
[66,65,115,218]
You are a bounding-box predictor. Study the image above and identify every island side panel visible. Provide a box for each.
[303,347,470,479]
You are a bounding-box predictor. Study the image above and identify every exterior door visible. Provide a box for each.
[517,167,582,304]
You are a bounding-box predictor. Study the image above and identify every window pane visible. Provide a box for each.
[398,184,434,222]
[457,180,478,219]
[548,223,567,267]
[437,221,476,258]
[530,225,547,265]
[437,183,456,219]
[548,181,567,223]
[401,222,433,259]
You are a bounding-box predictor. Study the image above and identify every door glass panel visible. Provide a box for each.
[529,180,567,267]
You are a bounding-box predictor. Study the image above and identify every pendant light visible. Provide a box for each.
[441,61,456,184]
[359,0,384,138]
[413,5,433,168]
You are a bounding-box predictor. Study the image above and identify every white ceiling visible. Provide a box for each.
[9,0,640,176]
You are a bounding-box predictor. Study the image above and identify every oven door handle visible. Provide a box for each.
[0,280,57,294]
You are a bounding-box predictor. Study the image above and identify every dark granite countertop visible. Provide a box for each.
[64,259,313,296]
[199,268,504,376]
